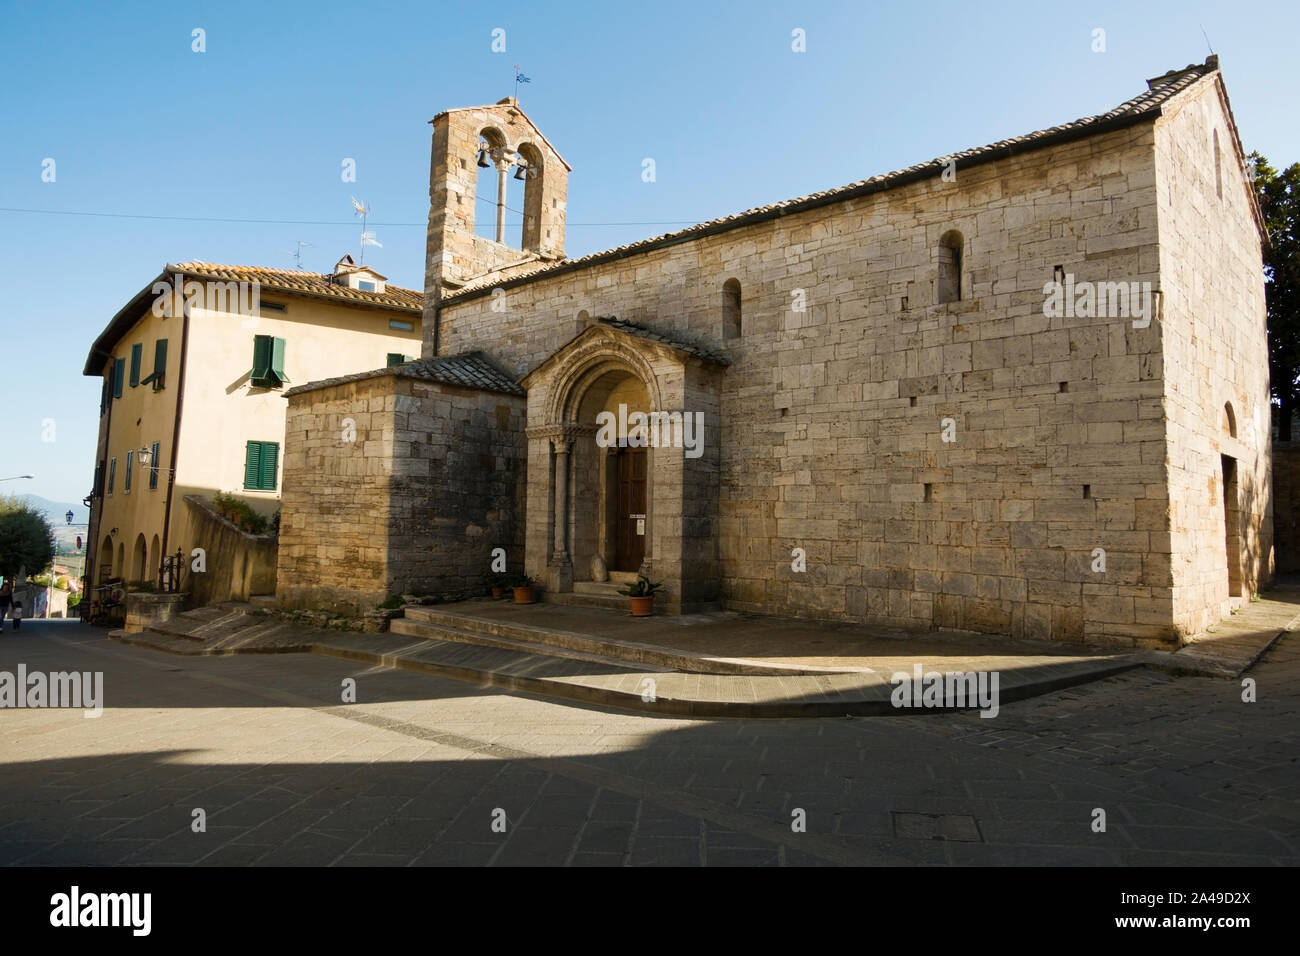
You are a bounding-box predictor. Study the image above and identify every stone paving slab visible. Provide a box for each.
[1137,584,1300,678]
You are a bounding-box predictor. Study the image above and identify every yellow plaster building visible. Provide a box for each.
[82,257,421,597]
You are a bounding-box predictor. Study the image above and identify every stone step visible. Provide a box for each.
[400,604,842,675]
[573,580,625,596]
[608,571,639,583]
[248,594,278,610]
[389,617,676,673]
[543,589,630,612]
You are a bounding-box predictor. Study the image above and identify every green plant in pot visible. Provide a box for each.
[618,575,663,617]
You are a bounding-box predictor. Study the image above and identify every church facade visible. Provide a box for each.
[276,56,1272,647]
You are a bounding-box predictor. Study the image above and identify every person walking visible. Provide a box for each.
[0,580,11,631]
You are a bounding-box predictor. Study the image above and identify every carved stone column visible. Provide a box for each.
[548,434,574,592]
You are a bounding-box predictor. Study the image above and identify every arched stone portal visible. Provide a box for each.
[520,318,728,613]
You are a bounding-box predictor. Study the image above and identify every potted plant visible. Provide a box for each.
[509,573,539,605]
[490,581,505,600]
[618,576,664,617]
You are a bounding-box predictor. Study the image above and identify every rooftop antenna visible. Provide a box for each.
[289,240,312,270]
[1200,24,1215,55]
[350,196,382,265]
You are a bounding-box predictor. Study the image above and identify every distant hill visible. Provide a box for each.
[7,494,90,525]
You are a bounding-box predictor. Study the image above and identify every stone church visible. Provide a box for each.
[276,55,1272,647]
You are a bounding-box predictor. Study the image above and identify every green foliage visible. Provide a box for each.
[617,575,664,597]
[507,572,539,589]
[212,492,269,535]
[1251,153,1300,438]
[377,594,404,610]
[0,496,56,580]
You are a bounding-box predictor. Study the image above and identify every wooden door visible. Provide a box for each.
[614,448,647,571]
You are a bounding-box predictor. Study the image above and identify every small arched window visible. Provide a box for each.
[722,279,741,340]
[1224,401,1237,438]
[938,230,963,304]
[1213,129,1223,200]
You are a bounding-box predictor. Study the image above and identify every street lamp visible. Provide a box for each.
[65,510,74,525]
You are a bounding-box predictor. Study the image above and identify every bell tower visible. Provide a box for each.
[423,97,570,354]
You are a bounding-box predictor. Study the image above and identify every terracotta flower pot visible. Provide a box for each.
[512,586,536,605]
[491,586,504,599]
[629,595,655,617]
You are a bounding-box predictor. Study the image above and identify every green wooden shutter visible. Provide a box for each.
[386,352,404,367]
[259,442,279,490]
[271,337,289,384]
[152,339,168,388]
[244,441,262,489]
[129,343,142,387]
[113,358,125,398]
[251,335,271,385]
[149,441,160,489]
[107,458,116,494]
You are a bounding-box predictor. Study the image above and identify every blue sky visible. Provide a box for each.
[2,0,1298,503]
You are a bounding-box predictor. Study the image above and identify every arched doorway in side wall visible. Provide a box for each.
[149,535,161,589]
[131,534,148,585]
[98,536,114,583]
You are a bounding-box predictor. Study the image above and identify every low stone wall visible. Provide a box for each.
[123,591,188,634]
[181,495,278,606]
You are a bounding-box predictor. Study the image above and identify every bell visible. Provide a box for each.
[513,164,528,181]
[476,149,490,168]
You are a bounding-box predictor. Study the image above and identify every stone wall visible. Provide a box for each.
[178,495,278,606]
[1271,443,1300,574]
[438,120,1184,644]
[277,372,527,614]
[1154,76,1273,636]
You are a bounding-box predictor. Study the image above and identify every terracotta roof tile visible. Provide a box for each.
[172,261,421,310]
[283,351,524,398]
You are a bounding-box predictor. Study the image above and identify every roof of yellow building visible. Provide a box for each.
[84,262,421,376]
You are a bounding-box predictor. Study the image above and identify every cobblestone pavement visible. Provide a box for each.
[1,620,1295,866]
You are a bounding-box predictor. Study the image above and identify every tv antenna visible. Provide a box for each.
[289,240,312,270]
[351,196,381,264]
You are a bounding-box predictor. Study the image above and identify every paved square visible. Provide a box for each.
[0,619,1295,866]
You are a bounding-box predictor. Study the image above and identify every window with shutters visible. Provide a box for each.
[148,441,161,490]
[129,343,142,387]
[386,352,414,367]
[244,440,280,491]
[140,339,168,390]
[250,335,289,388]
[124,450,134,493]
[113,358,125,398]
[107,457,117,495]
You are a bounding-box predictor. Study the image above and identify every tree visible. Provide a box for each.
[1251,153,1300,440]
[0,496,56,581]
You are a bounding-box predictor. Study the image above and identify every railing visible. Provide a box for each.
[158,549,185,594]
